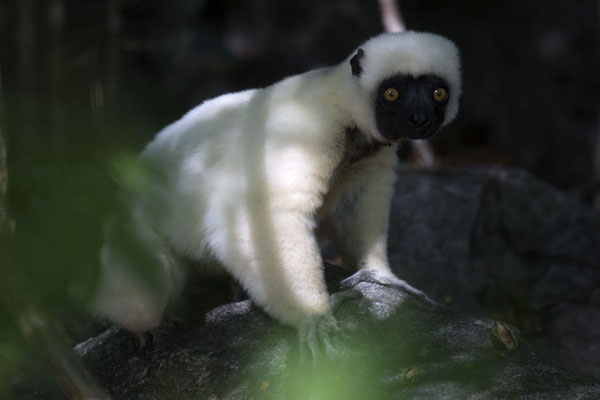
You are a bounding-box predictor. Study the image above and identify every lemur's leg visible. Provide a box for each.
[212,196,341,360]
[92,217,186,334]
[326,147,434,302]
[328,147,398,277]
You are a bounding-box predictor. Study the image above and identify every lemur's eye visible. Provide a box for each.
[383,88,399,102]
[433,87,448,103]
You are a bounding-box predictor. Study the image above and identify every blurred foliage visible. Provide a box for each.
[215,315,404,399]
[281,341,395,400]
[0,86,172,395]
[0,315,33,399]
[0,0,186,390]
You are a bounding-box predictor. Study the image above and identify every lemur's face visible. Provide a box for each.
[375,74,450,141]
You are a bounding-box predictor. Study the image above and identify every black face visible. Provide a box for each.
[375,74,450,141]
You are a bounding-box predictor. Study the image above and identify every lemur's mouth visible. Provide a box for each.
[404,126,438,140]
[386,127,436,141]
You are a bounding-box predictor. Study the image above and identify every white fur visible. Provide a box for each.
[351,31,461,142]
[92,31,461,333]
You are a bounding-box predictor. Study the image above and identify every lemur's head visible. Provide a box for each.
[349,31,461,142]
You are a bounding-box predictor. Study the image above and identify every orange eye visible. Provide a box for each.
[433,87,448,103]
[383,88,399,102]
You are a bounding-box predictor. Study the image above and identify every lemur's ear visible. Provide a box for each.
[350,48,364,76]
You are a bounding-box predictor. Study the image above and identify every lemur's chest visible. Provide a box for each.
[329,127,391,182]
[340,127,390,166]
[317,127,392,218]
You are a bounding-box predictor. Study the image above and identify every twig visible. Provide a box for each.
[0,65,9,231]
[377,0,406,33]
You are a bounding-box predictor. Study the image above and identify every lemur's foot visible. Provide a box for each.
[340,269,435,305]
[297,313,345,363]
[135,314,183,349]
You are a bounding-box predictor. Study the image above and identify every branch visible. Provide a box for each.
[377,0,406,33]
[0,65,9,231]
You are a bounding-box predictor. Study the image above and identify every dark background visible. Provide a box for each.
[1,0,599,193]
[0,0,598,391]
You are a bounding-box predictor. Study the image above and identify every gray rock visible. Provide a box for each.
[69,274,599,400]
[389,166,600,376]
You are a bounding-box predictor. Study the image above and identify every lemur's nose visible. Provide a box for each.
[408,110,430,128]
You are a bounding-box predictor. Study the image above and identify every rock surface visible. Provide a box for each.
[12,269,598,400]
[29,272,600,400]
[389,166,600,377]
